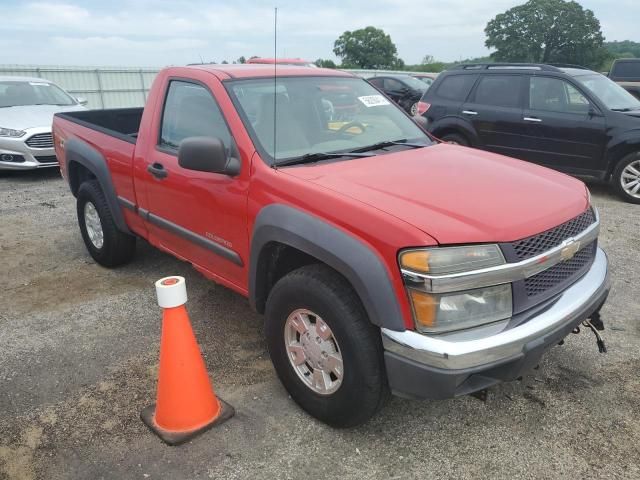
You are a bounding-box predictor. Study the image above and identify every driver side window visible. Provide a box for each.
[529,77,590,114]
[159,80,232,151]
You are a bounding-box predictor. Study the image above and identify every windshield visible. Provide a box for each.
[0,80,76,107]
[227,76,432,163]
[400,76,429,92]
[574,74,640,111]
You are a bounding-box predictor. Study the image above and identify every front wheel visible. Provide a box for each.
[265,264,389,427]
[612,152,640,204]
[77,180,136,267]
[441,132,469,146]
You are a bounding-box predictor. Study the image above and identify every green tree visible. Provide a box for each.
[314,58,337,68]
[237,56,247,64]
[333,26,403,69]
[485,0,608,69]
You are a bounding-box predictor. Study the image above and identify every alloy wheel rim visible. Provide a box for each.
[284,309,344,395]
[410,102,418,116]
[84,202,104,249]
[621,159,640,199]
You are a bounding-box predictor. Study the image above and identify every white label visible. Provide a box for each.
[358,95,391,107]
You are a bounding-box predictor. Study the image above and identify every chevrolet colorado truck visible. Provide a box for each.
[53,65,610,427]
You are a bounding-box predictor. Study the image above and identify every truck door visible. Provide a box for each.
[137,76,249,290]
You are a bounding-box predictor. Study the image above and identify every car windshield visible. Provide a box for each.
[0,80,76,107]
[400,76,429,92]
[227,76,432,163]
[574,74,640,111]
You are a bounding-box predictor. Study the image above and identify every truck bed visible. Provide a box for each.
[55,108,143,144]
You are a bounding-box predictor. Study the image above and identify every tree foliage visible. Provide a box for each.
[333,27,403,69]
[485,0,607,69]
[315,58,337,68]
[605,41,640,59]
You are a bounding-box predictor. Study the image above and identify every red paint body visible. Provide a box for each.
[54,65,590,330]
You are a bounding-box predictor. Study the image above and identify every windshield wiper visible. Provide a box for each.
[348,139,428,153]
[275,151,374,167]
[611,107,634,112]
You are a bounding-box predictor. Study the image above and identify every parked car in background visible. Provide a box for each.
[410,73,438,89]
[0,76,86,170]
[246,57,317,67]
[608,58,640,100]
[53,64,609,427]
[367,74,427,115]
[418,63,640,203]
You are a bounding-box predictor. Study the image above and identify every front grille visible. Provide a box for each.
[36,155,58,164]
[511,208,596,260]
[524,242,596,297]
[25,132,54,149]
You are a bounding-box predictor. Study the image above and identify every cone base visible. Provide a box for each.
[141,398,235,446]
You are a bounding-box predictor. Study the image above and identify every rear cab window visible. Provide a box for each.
[611,61,640,80]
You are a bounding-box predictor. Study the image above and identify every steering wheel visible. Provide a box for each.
[337,121,366,135]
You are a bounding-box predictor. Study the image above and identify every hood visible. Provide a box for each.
[283,144,589,245]
[0,104,86,130]
[622,109,640,119]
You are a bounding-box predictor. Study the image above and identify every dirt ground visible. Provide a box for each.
[0,169,639,480]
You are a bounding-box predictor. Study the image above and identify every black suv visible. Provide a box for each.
[367,75,427,116]
[419,63,640,203]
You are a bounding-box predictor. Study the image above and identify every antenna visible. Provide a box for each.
[273,6,278,163]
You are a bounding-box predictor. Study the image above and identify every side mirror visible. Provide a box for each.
[178,137,240,176]
[76,96,88,106]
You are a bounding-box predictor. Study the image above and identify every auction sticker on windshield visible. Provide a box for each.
[358,95,391,107]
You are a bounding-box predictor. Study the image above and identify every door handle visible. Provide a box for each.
[147,162,168,179]
[462,110,478,116]
[523,117,542,122]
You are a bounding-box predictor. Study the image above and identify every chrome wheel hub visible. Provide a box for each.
[284,309,343,395]
[84,202,104,249]
[621,159,640,199]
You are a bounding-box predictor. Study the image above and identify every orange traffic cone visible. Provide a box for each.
[141,276,234,445]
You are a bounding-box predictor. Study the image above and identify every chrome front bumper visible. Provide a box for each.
[383,247,609,372]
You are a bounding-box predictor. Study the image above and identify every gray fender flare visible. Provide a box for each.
[249,204,405,331]
[64,137,131,234]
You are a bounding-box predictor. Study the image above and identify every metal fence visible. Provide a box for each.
[0,65,438,109]
[0,65,160,109]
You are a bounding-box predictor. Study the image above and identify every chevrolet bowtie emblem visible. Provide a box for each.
[560,239,581,261]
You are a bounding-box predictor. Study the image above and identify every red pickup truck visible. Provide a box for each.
[53,65,610,427]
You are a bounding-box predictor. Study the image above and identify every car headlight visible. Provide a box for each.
[399,245,512,333]
[0,127,26,137]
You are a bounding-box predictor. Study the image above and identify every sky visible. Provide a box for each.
[0,0,638,67]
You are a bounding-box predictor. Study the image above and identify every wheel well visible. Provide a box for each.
[68,161,97,196]
[434,128,470,144]
[607,147,640,179]
[253,242,324,314]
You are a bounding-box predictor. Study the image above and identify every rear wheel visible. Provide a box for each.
[441,132,469,146]
[265,264,389,427]
[410,102,419,116]
[612,152,640,204]
[77,180,136,267]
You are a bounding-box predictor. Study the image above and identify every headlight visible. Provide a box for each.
[399,245,512,333]
[0,127,26,137]
[407,284,512,333]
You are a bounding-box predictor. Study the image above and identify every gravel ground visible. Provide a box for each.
[0,169,639,480]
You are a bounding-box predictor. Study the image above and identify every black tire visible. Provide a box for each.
[77,180,136,267]
[441,132,469,146]
[265,264,389,428]
[612,152,640,204]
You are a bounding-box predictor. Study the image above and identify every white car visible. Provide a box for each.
[0,76,87,170]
